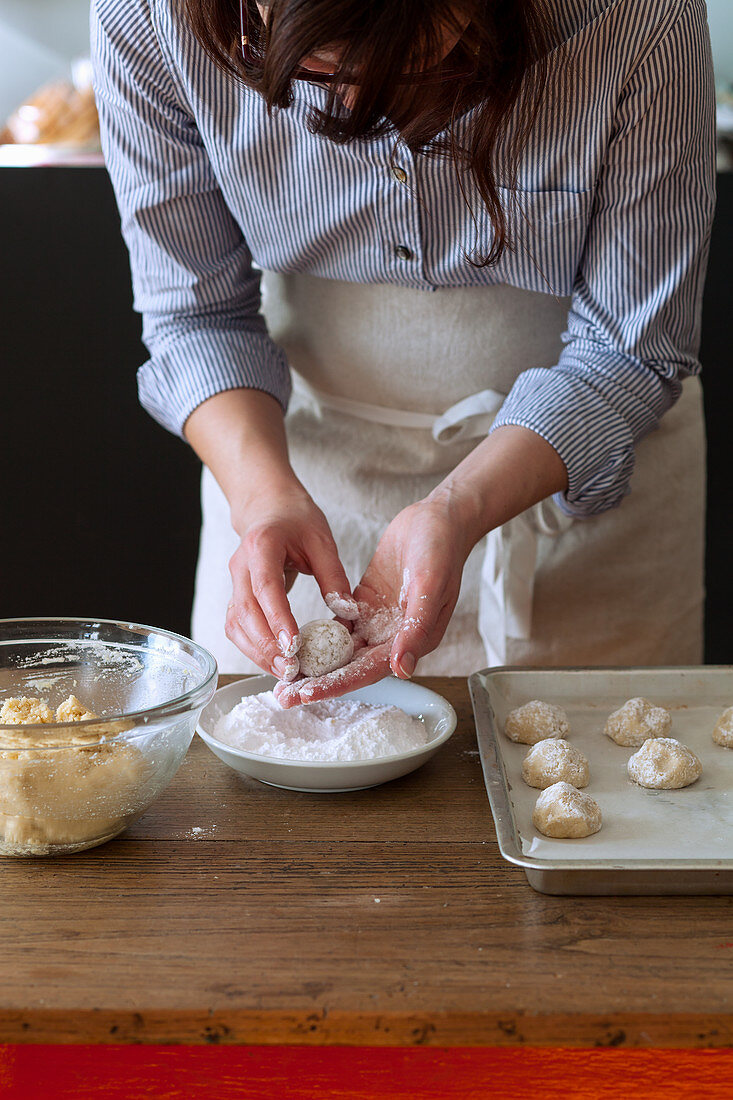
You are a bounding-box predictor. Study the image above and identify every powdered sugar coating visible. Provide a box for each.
[521,740,589,789]
[712,706,733,749]
[604,697,672,747]
[279,656,300,683]
[297,620,354,678]
[213,691,428,762]
[627,737,702,789]
[324,592,359,621]
[278,632,300,659]
[504,701,569,744]
[356,604,403,647]
[532,781,602,838]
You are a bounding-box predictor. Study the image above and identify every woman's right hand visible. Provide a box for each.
[184,388,353,679]
[225,480,352,679]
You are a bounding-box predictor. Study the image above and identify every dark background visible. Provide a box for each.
[2,168,731,660]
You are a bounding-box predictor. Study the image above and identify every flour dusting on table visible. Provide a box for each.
[213,691,428,762]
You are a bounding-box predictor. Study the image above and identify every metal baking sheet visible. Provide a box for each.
[468,666,733,895]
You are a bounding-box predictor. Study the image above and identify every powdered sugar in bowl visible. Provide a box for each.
[196,676,457,792]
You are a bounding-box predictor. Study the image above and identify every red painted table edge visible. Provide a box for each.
[0,1045,730,1099]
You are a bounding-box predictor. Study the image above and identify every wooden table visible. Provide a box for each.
[1,674,730,1047]
[1,676,731,1095]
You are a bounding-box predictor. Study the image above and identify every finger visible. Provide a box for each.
[324,591,359,620]
[226,590,299,679]
[235,536,301,655]
[274,643,391,708]
[389,584,455,679]
[273,677,304,708]
[245,538,301,656]
[223,607,269,674]
[272,671,305,699]
[277,655,301,682]
[303,531,353,617]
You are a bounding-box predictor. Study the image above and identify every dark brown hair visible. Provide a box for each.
[184,0,557,265]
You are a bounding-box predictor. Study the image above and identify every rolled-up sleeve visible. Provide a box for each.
[91,0,291,437]
[491,0,716,516]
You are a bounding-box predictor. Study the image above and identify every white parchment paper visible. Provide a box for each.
[479,668,733,863]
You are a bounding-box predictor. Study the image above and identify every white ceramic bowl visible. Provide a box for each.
[197,675,457,792]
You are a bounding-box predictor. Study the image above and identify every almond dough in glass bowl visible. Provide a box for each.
[0,618,217,855]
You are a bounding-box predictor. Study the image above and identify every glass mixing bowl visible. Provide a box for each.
[0,618,217,856]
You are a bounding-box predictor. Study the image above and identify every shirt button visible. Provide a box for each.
[394,244,414,261]
[391,166,408,184]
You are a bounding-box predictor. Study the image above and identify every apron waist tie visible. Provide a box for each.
[292,370,506,443]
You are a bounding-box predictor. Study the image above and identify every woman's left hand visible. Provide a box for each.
[274,425,569,708]
[273,495,474,707]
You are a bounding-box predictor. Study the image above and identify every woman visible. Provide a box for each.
[91,0,715,704]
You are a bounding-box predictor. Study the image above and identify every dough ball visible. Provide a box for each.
[521,739,590,789]
[55,695,96,723]
[604,697,672,747]
[504,701,569,744]
[0,695,129,749]
[297,620,354,678]
[712,706,733,749]
[532,781,602,839]
[627,737,702,789]
[0,697,54,725]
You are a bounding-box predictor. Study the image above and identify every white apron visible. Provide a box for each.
[192,274,705,674]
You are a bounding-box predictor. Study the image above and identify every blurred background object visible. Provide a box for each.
[709,0,733,82]
[717,86,733,172]
[0,0,90,121]
[0,59,98,149]
[0,1,100,164]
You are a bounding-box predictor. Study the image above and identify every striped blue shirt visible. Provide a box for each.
[91,0,716,516]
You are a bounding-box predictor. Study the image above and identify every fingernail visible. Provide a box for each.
[398,652,416,678]
[278,631,299,658]
[281,656,300,682]
[272,656,288,678]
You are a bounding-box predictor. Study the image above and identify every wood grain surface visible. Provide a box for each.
[0,676,730,1047]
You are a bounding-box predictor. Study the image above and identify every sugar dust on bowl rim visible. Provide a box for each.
[196,675,457,792]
